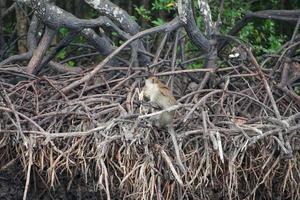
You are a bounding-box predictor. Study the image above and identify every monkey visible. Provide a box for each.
[140,76,176,127]
[139,76,186,173]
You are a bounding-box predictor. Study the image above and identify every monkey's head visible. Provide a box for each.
[144,76,160,96]
[143,76,174,100]
[146,76,160,84]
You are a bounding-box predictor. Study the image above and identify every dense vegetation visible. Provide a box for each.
[0,1,299,200]
[1,0,298,65]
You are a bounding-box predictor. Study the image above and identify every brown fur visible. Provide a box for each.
[142,76,176,127]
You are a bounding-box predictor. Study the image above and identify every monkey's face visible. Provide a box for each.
[143,77,160,98]
[145,76,159,89]
[145,76,159,84]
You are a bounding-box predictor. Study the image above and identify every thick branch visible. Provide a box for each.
[81,28,114,56]
[246,10,300,22]
[177,0,211,53]
[26,27,56,74]
[60,18,182,95]
[17,0,112,30]
[85,0,150,65]
[197,0,213,36]
[85,0,140,34]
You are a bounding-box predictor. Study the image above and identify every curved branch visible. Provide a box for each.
[14,0,135,74]
[177,0,211,53]
[197,0,213,36]
[227,10,300,38]
[85,0,150,65]
[81,28,114,56]
[60,18,182,95]
[218,10,300,52]
[246,10,300,22]
[18,0,113,30]
[26,27,56,74]
[85,0,140,34]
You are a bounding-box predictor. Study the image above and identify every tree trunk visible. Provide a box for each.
[0,0,6,56]
[15,4,28,54]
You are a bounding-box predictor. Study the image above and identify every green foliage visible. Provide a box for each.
[45,1,300,68]
[59,27,69,38]
[133,0,175,27]
[219,1,249,33]
[134,5,151,21]
[56,27,87,66]
[198,0,286,55]
[67,60,76,67]
[152,0,175,11]
[221,0,286,54]
[3,22,15,34]
[187,61,204,69]
[126,0,287,57]
[56,49,67,60]
[152,18,165,26]
[1,0,293,68]
[239,20,285,54]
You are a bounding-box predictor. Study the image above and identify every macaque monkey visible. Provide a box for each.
[139,76,186,173]
[140,76,176,127]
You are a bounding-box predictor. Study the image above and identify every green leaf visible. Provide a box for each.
[59,27,69,37]
[67,60,76,67]
[56,50,66,60]
[152,18,165,26]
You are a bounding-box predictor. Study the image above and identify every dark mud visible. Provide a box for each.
[0,163,112,200]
